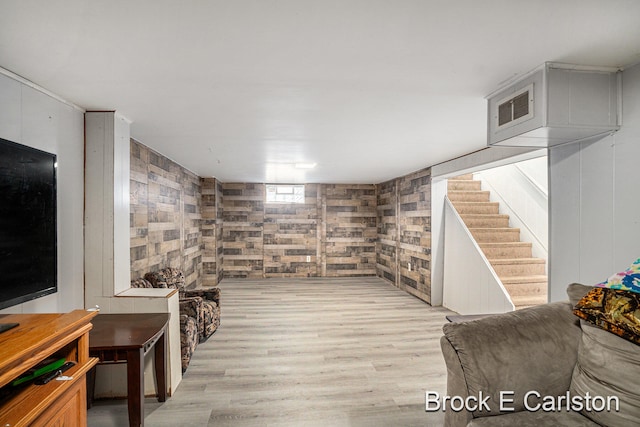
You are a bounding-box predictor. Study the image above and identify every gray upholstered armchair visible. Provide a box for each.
[440,283,640,427]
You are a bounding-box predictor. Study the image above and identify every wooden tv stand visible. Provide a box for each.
[0,310,98,426]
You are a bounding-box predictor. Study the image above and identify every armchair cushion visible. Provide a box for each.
[570,321,640,427]
[567,283,593,305]
[568,282,640,426]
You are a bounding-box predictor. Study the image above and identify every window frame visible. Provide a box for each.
[265,184,305,204]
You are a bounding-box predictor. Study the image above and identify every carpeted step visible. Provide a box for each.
[449,174,474,181]
[460,214,510,228]
[512,293,549,309]
[503,275,548,310]
[451,201,500,215]
[502,275,547,297]
[480,242,533,259]
[490,258,546,277]
[447,180,481,191]
[448,190,491,202]
[469,227,520,243]
[501,274,548,285]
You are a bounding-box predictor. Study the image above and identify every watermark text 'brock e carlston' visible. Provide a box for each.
[425,391,620,413]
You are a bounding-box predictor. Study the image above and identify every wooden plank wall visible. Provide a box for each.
[264,184,319,277]
[221,183,377,278]
[375,168,432,303]
[129,139,203,288]
[222,183,265,278]
[201,178,224,286]
[376,179,398,284]
[130,141,149,282]
[215,180,224,282]
[324,184,377,276]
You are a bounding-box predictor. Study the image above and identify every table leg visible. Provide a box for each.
[154,329,167,402]
[86,366,97,409]
[127,348,145,427]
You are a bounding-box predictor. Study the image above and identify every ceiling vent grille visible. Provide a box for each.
[497,85,533,128]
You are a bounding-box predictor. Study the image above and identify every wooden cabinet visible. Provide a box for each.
[0,310,98,426]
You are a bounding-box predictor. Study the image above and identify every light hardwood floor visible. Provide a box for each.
[87,276,454,426]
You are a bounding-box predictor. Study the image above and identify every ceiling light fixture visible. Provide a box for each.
[294,162,317,169]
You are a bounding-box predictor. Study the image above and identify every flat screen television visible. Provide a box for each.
[0,137,57,312]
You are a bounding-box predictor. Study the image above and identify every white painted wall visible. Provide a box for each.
[429,179,447,306]
[443,199,514,314]
[476,156,548,261]
[517,157,548,189]
[84,111,182,397]
[549,62,640,302]
[0,70,85,314]
[84,111,132,302]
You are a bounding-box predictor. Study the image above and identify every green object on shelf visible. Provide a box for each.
[11,357,66,387]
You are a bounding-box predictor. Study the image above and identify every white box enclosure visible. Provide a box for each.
[487,63,621,148]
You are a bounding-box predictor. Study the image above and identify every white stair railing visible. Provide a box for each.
[443,197,515,314]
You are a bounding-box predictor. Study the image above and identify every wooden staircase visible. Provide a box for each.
[448,174,547,309]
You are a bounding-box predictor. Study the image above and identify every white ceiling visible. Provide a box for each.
[1,1,639,183]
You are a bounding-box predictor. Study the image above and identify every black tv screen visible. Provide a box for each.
[0,138,57,310]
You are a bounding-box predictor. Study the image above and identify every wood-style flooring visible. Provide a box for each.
[87,276,454,426]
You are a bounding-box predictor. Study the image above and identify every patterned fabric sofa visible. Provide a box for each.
[131,268,221,372]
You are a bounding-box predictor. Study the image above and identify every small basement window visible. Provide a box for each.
[266,184,305,204]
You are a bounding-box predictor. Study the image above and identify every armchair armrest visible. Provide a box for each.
[441,335,473,427]
[179,296,204,320]
[440,302,581,423]
[184,287,220,308]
